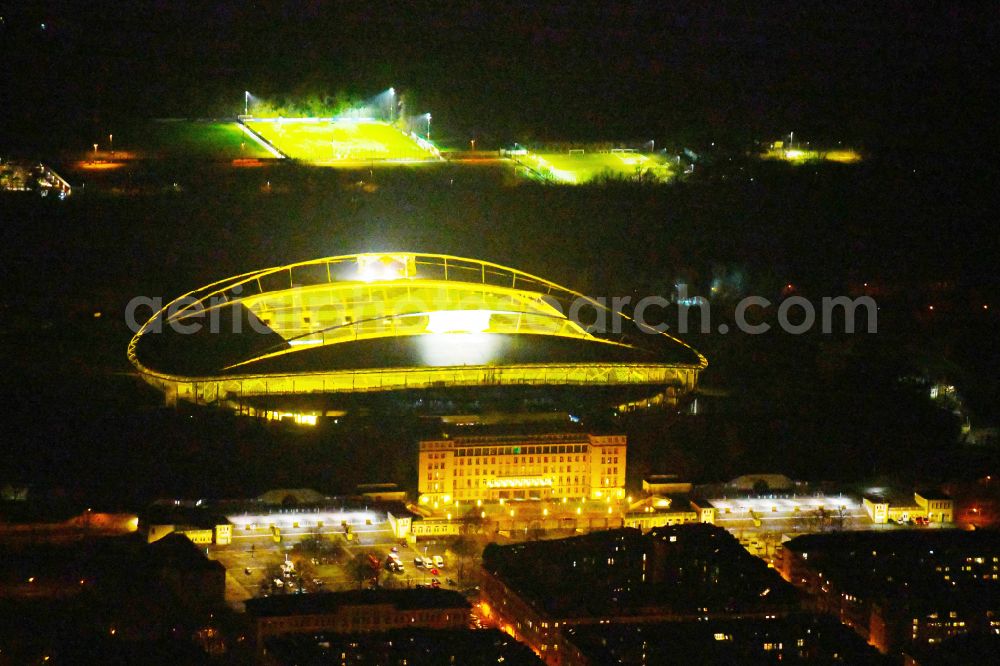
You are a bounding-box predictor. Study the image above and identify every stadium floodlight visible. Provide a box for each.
[425,309,492,334]
[424,112,432,141]
[419,332,499,367]
[244,90,250,116]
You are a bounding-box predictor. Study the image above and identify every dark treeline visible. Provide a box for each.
[2,2,997,155]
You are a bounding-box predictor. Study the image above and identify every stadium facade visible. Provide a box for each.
[128,253,706,421]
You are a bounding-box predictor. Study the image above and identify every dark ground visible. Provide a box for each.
[1,155,997,506]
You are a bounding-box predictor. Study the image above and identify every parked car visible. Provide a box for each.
[414,556,425,568]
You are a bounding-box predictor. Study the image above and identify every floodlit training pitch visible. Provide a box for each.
[515,150,673,183]
[142,121,275,160]
[243,118,440,164]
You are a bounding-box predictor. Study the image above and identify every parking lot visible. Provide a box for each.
[208,519,461,609]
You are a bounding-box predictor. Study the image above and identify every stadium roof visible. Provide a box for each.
[128,253,706,410]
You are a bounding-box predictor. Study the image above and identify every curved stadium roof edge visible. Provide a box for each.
[128,252,706,408]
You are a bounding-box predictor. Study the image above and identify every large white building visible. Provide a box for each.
[418,432,626,505]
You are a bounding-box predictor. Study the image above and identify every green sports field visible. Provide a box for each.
[244,118,439,163]
[142,120,273,159]
[517,151,673,183]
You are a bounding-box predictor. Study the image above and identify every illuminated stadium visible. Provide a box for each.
[128,253,707,422]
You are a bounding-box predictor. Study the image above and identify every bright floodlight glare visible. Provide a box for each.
[355,254,413,282]
[425,309,492,334]
[357,262,402,282]
[419,333,499,367]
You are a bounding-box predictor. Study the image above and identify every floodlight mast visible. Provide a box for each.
[244,91,250,116]
[425,113,432,141]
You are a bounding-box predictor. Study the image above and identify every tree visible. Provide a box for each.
[809,507,831,532]
[261,563,284,595]
[450,536,480,583]
[462,511,486,536]
[834,505,848,531]
[350,557,376,590]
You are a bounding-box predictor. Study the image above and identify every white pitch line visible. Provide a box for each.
[239,122,286,159]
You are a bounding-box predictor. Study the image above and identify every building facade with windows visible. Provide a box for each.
[246,589,470,655]
[914,491,954,523]
[862,490,954,525]
[479,525,800,665]
[777,530,1000,653]
[418,433,626,505]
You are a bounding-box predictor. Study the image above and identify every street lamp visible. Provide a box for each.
[109,134,113,157]
[424,113,432,141]
[388,87,395,121]
[245,91,250,116]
